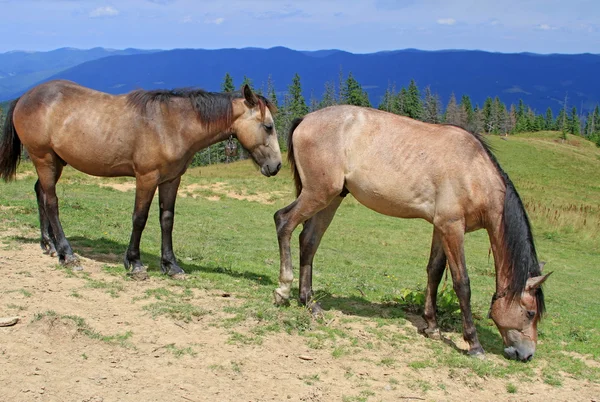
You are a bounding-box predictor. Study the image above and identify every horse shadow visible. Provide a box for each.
[9,235,276,286]
[10,234,504,356]
[319,293,506,357]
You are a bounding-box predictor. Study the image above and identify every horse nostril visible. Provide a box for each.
[276,162,282,171]
[525,354,533,362]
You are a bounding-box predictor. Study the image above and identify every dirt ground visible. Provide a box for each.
[1,229,598,402]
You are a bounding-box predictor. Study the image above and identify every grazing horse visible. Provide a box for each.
[0,80,281,279]
[273,105,551,361]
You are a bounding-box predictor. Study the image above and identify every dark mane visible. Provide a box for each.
[126,88,276,133]
[467,130,545,317]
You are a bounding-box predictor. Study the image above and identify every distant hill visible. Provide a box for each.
[2,47,600,113]
[0,47,157,100]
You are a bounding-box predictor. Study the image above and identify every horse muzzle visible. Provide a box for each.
[261,161,281,177]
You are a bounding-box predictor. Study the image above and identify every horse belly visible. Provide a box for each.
[346,175,435,221]
[53,137,135,177]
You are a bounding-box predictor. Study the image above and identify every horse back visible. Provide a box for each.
[295,106,505,227]
[13,80,140,176]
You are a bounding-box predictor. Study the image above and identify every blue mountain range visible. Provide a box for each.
[1,46,599,114]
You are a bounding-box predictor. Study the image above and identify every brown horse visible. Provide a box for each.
[273,105,551,361]
[0,80,281,279]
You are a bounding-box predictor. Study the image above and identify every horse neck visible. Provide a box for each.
[488,183,539,297]
[174,104,234,152]
[489,224,514,294]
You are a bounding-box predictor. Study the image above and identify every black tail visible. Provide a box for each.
[0,98,22,182]
[287,117,304,197]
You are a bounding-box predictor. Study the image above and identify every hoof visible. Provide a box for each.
[127,270,149,281]
[169,273,187,281]
[467,347,486,359]
[273,289,290,306]
[308,302,324,317]
[62,255,82,271]
[424,327,442,340]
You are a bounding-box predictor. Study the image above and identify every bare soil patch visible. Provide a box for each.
[0,230,598,401]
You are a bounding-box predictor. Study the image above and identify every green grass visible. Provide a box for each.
[1,131,599,387]
[32,310,133,347]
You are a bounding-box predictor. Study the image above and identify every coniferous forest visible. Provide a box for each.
[189,71,600,166]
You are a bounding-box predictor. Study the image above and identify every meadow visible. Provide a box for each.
[0,131,598,401]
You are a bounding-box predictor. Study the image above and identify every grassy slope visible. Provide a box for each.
[0,131,598,386]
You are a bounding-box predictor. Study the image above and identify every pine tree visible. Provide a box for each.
[378,82,398,113]
[444,93,462,126]
[422,86,440,123]
[508,104,517,133]
[482,97,494,132]
[472,105,484,134]
[341,72,370,107]
[287,73,309,117]
[494,97,507,134]
[460,95,474,127]
[319,81,337,109]
[404,79,423,120]
[266,75,278,108]
[221,73,235,92]
[544,107,554,130]
[397,87,408,116]
[570,106,581,135]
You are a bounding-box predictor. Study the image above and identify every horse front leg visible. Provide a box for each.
[439,221,485,357]
[158,176,185,278]
[124,175,158,280]
[298,196,343,315]
[423,228,447,340]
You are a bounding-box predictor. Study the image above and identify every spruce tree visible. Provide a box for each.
[397,87,408,116]
[287,73,309,118]
[378,82,398,113]
[405,79,423,120]
[544,107,554,130]
[319,81,337,109]
[570,106,581,135]
[422,86,440,123]
[444,93,461,125]
[460,95,474,127]
[221,73,235,92]
[341,72,370,107]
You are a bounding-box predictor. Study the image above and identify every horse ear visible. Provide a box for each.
[242,84,258,107]
[525,272,552,291]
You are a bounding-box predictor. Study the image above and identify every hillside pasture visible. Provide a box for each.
[0,132,598,401]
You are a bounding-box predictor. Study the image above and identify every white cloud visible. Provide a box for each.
[204,17,224,25]
[437,18,456,26]
[536,23,558,31]
[181,15,193,23]
[89,6,119,18]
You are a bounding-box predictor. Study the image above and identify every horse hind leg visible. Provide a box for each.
[298,195,344,314]
[31,154,81,270]
[423,227,447,340]
[34,179,57,257]
[273,190,340,306]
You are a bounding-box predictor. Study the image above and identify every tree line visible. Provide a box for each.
[191,71,600,166]
[1,75,598,168]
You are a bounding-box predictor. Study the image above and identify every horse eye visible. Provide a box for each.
[526,310,536,320]
[263,123,273,132]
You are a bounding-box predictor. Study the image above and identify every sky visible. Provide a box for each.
[0,0,599,54]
